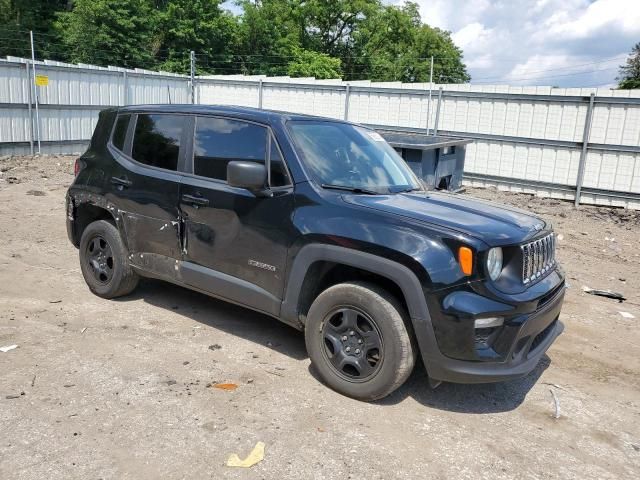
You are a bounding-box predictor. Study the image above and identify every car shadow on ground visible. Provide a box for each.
[119,279,549,414]
[117,279,308,361]
[372,356,550,413]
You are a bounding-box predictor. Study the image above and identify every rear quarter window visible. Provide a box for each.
[111,114,130,151]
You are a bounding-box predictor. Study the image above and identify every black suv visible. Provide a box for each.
[66,105,565,400]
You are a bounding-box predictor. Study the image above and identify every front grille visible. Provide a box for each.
[521,233,556,284]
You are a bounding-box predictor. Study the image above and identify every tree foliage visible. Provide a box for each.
[287,49,343,79]
[56,0,158,68]
[0,0,470,82]
[155,0,239,73]
[618,43,640,89]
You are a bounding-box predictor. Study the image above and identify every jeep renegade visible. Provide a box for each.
[66,105,565,400]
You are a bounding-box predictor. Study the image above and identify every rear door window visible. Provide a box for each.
[131,114,183,171]
[193,117,267,181]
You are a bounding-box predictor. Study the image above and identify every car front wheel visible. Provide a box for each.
[305,281,416,401]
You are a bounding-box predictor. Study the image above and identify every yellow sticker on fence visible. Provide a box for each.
[35,75,49,86]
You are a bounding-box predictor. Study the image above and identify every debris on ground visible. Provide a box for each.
[6,392,25,399]
[582,286,626,302]
[226,441,265,468]
[208,344,222,350]
[618,311,635,319]
[80,327,87,334]
[211,383,238,391]
[549,389,561,419]
[0,344,18,353]
[26,190,46,196]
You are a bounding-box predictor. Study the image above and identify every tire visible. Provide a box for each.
[305,281,416,401]
[79,219,139,299]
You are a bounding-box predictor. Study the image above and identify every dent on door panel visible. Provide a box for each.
[122,209,181,258]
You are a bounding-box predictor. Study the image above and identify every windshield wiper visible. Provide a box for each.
[321,184,380,195]
[394,186,424,193]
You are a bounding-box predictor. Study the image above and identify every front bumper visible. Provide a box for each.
[427,286,564,383]
[421,270,566,384]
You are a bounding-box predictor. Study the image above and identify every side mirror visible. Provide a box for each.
[227,161,268,192]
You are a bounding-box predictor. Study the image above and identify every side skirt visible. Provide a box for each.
[130,255,302,330]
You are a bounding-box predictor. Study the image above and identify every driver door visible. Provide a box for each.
[178,115,295,315]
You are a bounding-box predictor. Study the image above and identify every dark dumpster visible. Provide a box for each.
[376,129,473,192]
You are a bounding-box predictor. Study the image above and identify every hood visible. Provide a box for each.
[342,191,548,246]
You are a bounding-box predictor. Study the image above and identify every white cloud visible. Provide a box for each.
[451,22,493,51]
[544,0,640,39]
[393,0,640,87]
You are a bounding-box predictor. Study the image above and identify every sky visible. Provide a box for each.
[390,0,640,87]
[222,0,640,87]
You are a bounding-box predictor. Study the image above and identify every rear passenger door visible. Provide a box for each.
[178,115,295,315]
[106,113,186,274]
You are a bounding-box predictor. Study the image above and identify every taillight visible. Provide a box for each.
[74,158,82,176]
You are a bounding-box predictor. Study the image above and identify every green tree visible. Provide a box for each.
[156,0,239,74]
[618,42,640,89]
[287,48,342,79]
[299,0,380,56]
[0,0,70,58]
[1,0,470,83]
[55,0,159,68]
[352,2,469,82]
[235,0,303,75]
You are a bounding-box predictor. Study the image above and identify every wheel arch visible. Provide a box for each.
[281,244,431,325]
[281,244,440,376]
[69,194,127,249]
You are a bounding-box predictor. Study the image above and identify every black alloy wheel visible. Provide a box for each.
[321,307,384,381]
[85,234,114,284]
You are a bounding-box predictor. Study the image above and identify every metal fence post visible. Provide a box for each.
[433,87,443,136]
[122,71,128,106]
[190,51,195,104]
[574,93,596,207]
[426,56,433,134]
[29,31,41,154]
[344,84,351,120]
[25,62,34,155]
[258,78,263,109]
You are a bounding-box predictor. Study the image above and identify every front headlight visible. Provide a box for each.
[486,247,503,281]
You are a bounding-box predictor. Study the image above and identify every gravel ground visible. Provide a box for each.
[1,155,639,480]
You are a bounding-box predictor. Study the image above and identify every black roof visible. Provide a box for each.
[116,104,348,125]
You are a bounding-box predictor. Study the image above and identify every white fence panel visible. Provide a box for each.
[198,81,258,107]
[1,57,640,208]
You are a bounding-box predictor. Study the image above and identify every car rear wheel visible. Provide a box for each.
[305,281,415,401]
[79,219,139,299]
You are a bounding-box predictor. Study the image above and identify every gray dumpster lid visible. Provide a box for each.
[374,129,473,150]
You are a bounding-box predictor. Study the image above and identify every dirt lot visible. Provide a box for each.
[1,155,639,479]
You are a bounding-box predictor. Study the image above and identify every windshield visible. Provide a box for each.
[287,121,422,193]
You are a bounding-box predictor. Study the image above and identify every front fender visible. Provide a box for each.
[280,243,442,377]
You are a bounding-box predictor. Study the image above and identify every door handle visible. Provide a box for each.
[182,194,209,206]
[111,176,132,188]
